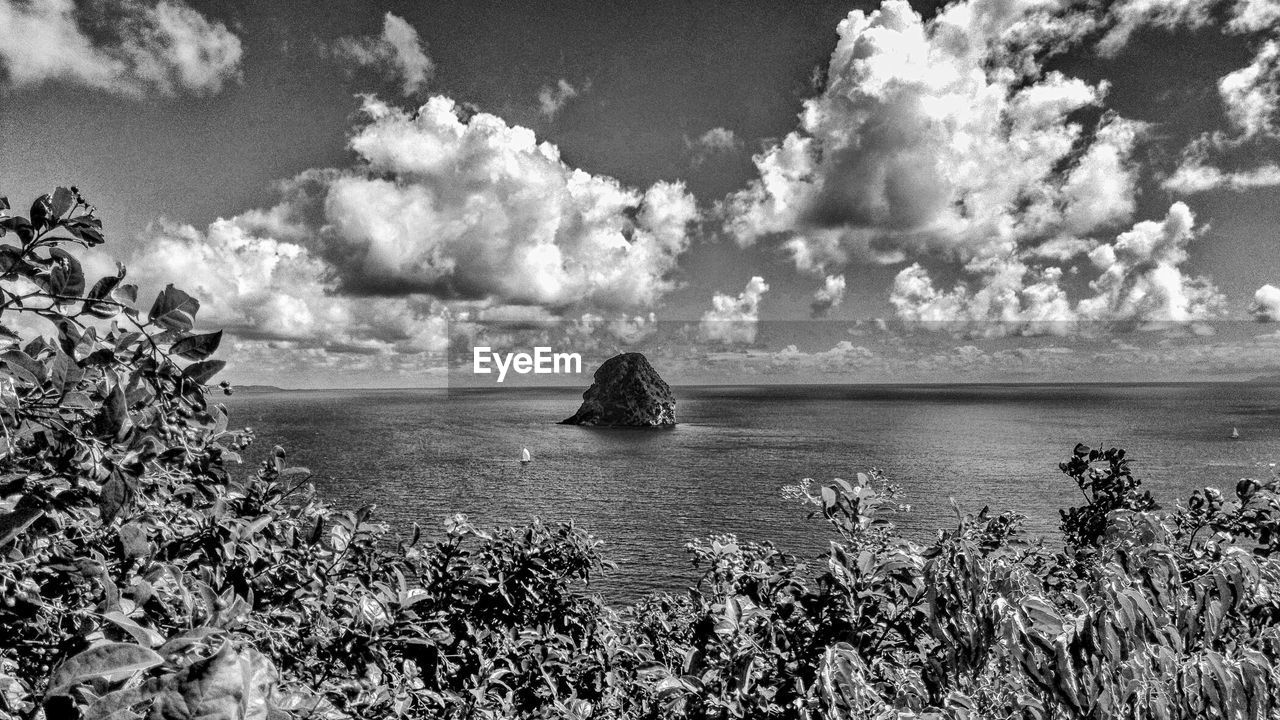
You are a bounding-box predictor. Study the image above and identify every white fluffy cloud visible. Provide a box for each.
[538,78,584,119]
[1163,161,1280,193]
[889,203,1224,333]
[333,13,434,97]
[1219,40,1279,141]
[0,0,242,96]
[722,0,1250,329]
[1253,284,1280,322]
[1076,202,1223,322]
[700,276,769,344]
[724,1,1140,275]
[687,127,743,167]
[328,96,696,309]
[131,216,449,355]
[1230,0,1280,33]
[128,94,697,356]
[810,274,847,317]
[1161,9,1280,193]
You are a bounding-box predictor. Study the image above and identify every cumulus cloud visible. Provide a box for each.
[1230,0,1280,33]
[889,203,1224,333]
[1075,202,1223,322]
[333,12,433,97]
[0,0,242,96]
[537,78,584,119]
[128,94,697,358]
[1253,284,1280,322]
[327,96,696,308]
[721,0,1250,330]
[723,0,1141,276]
[686,127,743,167]
[1219,39,1279,141]
[1161,11,1280,193]
[700,276,769,344]
[810,274,847,317]
[130,216,449,355]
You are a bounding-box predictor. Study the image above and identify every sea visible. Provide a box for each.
[223,383,1280,603]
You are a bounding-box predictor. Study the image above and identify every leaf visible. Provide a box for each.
[113,283,139,307]
[50,187,74,220]
[30,194,53,231]
[82,676,169,720]
[147,641,276,720]
[157,627,224,657]
[240,515,271,539]
[171,331,222,361]
[183,359,225,385]
[100,472,129,523]
[49,350,82,397]
[62,391,96,410]
[102,611,165,648]
[97,383,132,441]
[331,524,352,554]
[0,244,23,274]
[148,285,199,331]
[119,522,150,559]
[0,349,42,385]
[47,642,164,697]
[0,506,44,548]
[0,216,34,244]
[84,266,127,318]
[48,247,85,296]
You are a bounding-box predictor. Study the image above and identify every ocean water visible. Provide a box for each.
[223,383,1280,602]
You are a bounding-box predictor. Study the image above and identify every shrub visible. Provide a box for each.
[3,188,1280,720]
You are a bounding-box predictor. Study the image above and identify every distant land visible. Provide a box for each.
[233,385,287,394]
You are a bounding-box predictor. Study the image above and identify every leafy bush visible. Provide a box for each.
[3,188,1280,720]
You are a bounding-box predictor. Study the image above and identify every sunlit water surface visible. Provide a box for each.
[223,383,1280,602]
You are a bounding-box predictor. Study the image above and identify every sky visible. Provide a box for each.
[1,0,1279,387]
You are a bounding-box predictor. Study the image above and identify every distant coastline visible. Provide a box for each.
[233,385,288,394]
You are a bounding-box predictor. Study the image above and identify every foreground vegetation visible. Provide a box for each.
[2,189,1280,719]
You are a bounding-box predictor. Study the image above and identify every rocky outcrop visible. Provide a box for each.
[560,353,676,427]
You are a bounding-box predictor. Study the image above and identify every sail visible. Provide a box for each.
[521,447,532,462]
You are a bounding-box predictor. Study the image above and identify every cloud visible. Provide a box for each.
[1160,13,1280,193]
[723,0,1140,276]
[1094,0,1217,56]
[332,12,433,96]
[700,276,769,344]
[127,94,698,361]
[1230,0,1280,33]
[1218,39,1279,141]
[810,274,847,317]
[889,203,1224,333]
[686,127,743,167]
[326,96,696,309]
[1253,284,1280,322]
[1075,202,1223,322]
[720,0,1248,330]
[538,78,584,119]
[130,215,449,355]
[0,0,242,97]
[1162,161,1280,192]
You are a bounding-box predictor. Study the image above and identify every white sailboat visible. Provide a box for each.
[1230,427,1240,439]
[520,447,532,465]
